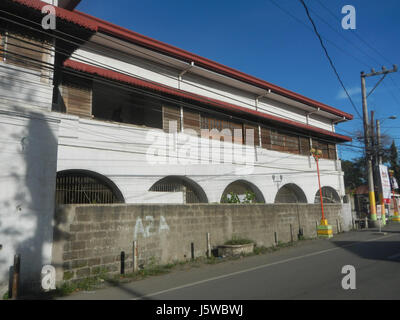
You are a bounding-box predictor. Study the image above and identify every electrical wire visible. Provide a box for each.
[0,39,349,149]
[298,0,362,119]
[0,8,355,126]
[0,6,354,166]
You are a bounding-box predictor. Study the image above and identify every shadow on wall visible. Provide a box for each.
[0,75,60,295]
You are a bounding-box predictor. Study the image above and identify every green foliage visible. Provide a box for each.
[242,191,256,203]
[341,158,366,191]
[223,192,240,203]
[222,191,257,203]
[389,140,400,188]
[253,246,269,255]
[224,236,253,245]
[2,291,9,300]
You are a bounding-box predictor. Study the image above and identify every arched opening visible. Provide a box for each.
[220,180,265,203]
[274,183,307,203]
[314,186,341,203]
[149,176,208,203]
[55,170,124,205]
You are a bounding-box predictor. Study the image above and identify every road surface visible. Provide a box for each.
[62,224,400,300]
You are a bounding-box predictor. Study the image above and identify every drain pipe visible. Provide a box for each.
[178,61,194,89]
[305,107,320,125]
[255,89,271,111]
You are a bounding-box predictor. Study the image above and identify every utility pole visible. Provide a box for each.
[361,65,397,227]
[376,119,386,225]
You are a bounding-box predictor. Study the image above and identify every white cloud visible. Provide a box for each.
[336,86,372,100]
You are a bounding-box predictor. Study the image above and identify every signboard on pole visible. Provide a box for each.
[379,165,391,202]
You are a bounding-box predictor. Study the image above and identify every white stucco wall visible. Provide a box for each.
[71,45,336,133]
[0,109,59,296]
[0,62,54,113]
[56,114,344,205]
[0,54,57,295]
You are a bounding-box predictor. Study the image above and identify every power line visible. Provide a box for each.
[315,0,400,105]
[0,11,343,128]
[298,0,362,120]
[0,16,353,148]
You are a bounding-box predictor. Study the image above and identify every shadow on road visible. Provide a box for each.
[103,278,152,300]
[331,238,400,263]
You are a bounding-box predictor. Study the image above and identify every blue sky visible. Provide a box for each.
[76,0,400,161]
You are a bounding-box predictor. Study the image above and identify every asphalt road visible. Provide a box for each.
[62,224,400,300]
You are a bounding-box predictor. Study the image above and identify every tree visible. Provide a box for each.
[341,130,394,192]
[388,140,400,186]
[341,158,366,191]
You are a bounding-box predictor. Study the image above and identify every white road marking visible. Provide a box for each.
[132,233,397,300]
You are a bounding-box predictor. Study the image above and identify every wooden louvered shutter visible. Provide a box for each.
[312,139,329,159]
[231,122,244,144]
[61,77,92,118]
[271,130,285,152]
[299,136,310,156]
[328,143,337,160]
[285,133,300,154]
[261,127,271,149]
[5,33,46,72]
[163,105,181,133]
[244,124,259,147]
[183,109,200,135]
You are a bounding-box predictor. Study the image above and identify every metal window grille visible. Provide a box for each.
[55,173,121,205]
[149,181,201,203]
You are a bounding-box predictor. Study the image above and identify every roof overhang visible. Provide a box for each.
[70,9,353,122]
[63,59,352,143]
[5,0,353,123]
[7,0,97,30]
[87,33,349,124]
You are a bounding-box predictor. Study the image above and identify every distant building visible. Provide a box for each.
[352,185,400,219]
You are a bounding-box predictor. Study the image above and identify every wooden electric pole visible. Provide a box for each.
[361,65,397,226]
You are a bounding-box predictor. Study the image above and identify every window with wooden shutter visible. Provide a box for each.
[261,127,271,149]
[230,122,243,145]
[4,33,48,72]
[284,133,300,154]
[200,115,243,144]
[244,124,259,147]
[271,129,285,152]
[163,105,181,133]
[183,109,200,135]
[299,136,310,156]
[61,76,92,118]
[328,143,337,160]
[312,139,329,159]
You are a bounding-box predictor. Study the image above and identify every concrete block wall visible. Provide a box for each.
[52,203,345,284]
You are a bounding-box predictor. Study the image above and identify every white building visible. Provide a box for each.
[0,0,352,294]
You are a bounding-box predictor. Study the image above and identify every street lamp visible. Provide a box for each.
[311,148,333,238]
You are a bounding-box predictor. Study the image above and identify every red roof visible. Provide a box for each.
[64,59,352,142]
[10,0,353,121]
[9,0,97,30]
[71,9,353,121]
